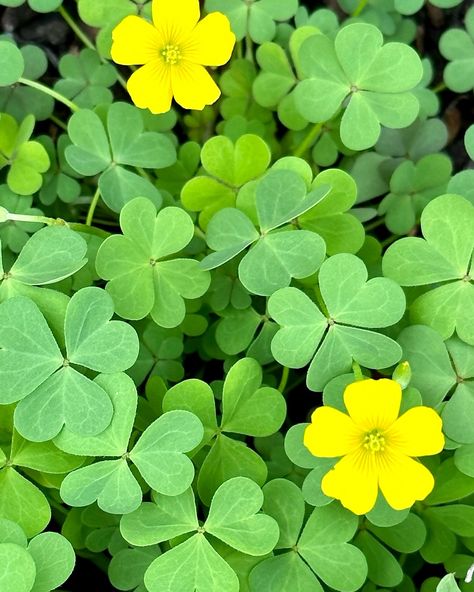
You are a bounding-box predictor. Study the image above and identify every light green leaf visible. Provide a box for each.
[28,532,75,592]
[0,543,36,592]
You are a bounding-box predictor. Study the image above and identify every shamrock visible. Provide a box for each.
[162,357,286,504]
[54,49,118,109]
[398,325,474,444]
[383,194,474,345]
[57,373,204,514]
[65,102,176,211]
[181,134,271,229]
[375,118,448,162]
[201,168,329,296]
[95,198,211,328]
[294,23,423,150]
[0,287,139,442]
[120,477,279,592]
[439,6,474,93]
[269,253,406,391]
[378,154,452,235]
[249,480,367,592]
[0,113,50,195]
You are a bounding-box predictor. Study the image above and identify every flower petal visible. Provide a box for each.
[171,62,220,110]
[183,13,236,66]
[386,406,445,457]
[152,0,200,44]
[344,378,401,431]
[111,15,162,65]
[379,451,434,510]
[321,449,378,515]
[127,61,172,114]
[304,407,363,457]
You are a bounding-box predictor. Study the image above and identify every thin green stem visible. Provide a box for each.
[85,187,101,226]
[432,81,447,93]
[5,212,65,226]
[194,226,206,241]
[352,361,364,381]
[381,234,398,249]
[352,0,369,17]
[364,218,385,232]
[58,5,95,51]
[18,77,79,112]
[136,166,152,181]
[69,222,111,239]
[49,113,68,131]
[278,366,290,393]
[293,121,324,158]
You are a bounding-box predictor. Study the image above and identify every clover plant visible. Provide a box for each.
[0,0,473,590]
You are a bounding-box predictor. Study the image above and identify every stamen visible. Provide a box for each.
[161,44,181,65]
[363,429,385,453]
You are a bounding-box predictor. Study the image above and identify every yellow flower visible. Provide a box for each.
[304,378,445,515]
[111,0,236,114]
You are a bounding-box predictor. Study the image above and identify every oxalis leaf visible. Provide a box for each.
[268,253,405,390]
[162,357,286,505]
[383,194,474,345]
[201,169,329,296]
[96,197,211,328]
[119,477,279,592]
[0,287,139,441]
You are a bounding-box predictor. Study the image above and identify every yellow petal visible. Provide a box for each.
[344,378,401,431]
[183,13,236,66]
[321,449,378,515]
[127,61,172,114]
[171,61,220,110]
[379,450,434,510]
[111,15,162,65]
[386,406,445,457]
[304,407,363,457]
[152,0,200,44]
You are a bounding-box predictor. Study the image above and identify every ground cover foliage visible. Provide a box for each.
[0,0,473,590]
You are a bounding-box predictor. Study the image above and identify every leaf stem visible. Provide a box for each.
[352,361,364,381]
[194,226,206,241]
[2,211,65,226]
[364,218,385,231]
[86,187,101,226]
[351,0,369,17]
[432,81,447,93]
[49,113,68,130]
[278,366,290,393]
[293,121,324,158]
[18,77,80,112]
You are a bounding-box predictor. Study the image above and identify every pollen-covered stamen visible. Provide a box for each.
[161,44,181,65]
[363,429,385,453]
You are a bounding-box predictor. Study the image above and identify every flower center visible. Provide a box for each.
[363,429,385,453]
[161,44,181,65]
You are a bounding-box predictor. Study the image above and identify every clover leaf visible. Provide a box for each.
[383,194,474,344]
[0,0,63,11]
[294,23,423,150]
[108,547,161,592]
[205,0,298,43]
[439,6,474,93]
[0,40,24,87]
[0,185,43,252]
[163,357,286,504]
[0,113,50,195]
[65,102,176,211]
[181,134,271,229]
[55,48,117,109]
[95,198,211,328]
[59,378,203,514]
[398,325,474,443]
[120,477,279,592]
[0,287,139,441]
[249,480,367,592]
[379,154,452,235]
[0,44,53,121]
[201,169,329,295]
[38,135,82,205]
[269,253,405,390]
[376,118,448,162]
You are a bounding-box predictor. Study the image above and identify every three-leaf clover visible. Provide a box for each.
[201,169,329,296]
[294,23,423,150]
[181,134,271,229]
[57,373,204,514]
[269,253,406,390]
[383,194,474,344]
[65,102,176,211]
[378,154,452,235]
[0,113,50,195]
[439,6,474,93]
[0,287,139,441]
[120,477,280,592]
[162,357,286,505]
[95,197,211,328]
[249,480,367,592]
